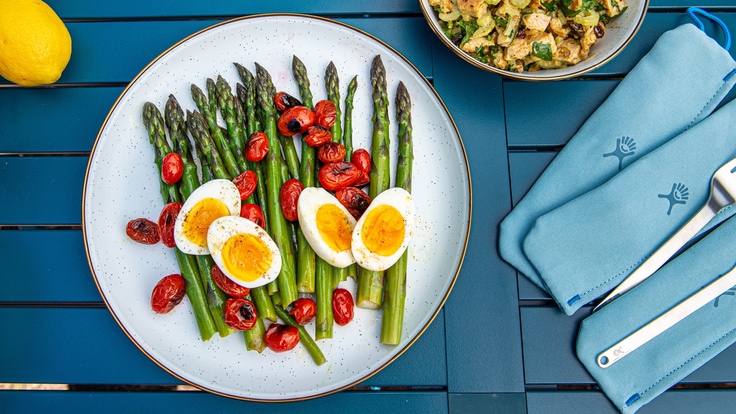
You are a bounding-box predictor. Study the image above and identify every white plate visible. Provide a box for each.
[83,14,471,401]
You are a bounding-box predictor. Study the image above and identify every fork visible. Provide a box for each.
[593,156,736,312]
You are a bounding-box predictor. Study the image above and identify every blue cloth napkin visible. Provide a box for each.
[499,23,736,292]
[522,96,736,315]
[576,213,736,413]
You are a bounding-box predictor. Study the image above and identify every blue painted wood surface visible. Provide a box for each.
[2,1,736,413]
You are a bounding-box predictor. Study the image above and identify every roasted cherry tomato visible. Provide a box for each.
[126,218,160,245]
[158,202,182,248]
[318,162,360,191]
[264,323,300,352]
[280,178,304,222]
[246,131,269,162]
[274,91,302,113]
[151,274,186,314]
[313,99,337,129]
[332,288,354,326]
[212,264,251,297]
[288,297,317,325]
[277,106,315,137]
[318,142,347,163]
[303,125,332,147]
[353,170,370,187]
[351,148,371,175]
[240,203,266,229]
[335,187,371,219]
[224,298,258,331]
[161,152,184,185]
[233,170,258,201]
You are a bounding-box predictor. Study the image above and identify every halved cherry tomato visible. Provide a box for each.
[240,203,266,229]
[246,131,269,162]
[212,264,251,297]
[151,274,186,314]
[274,91,302,113]
[318,162,360,191]
[313,99,337,129]
[277,106,315,137]
[158,202,182,248]
[224,298,258,330]
[280,178,304,222]
[318,142,347,163]
[335,187,371,219]
[233,170,258,201]
[126,218,160,245]
[288,297,317,325]
[264,323,300,352]
[332,288,354,326]
[351,148,371,175]
[304,125,332,147]
[161,152,184,185]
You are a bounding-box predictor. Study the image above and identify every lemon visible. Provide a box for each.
[0,0,72,86]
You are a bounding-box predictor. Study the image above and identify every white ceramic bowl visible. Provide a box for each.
[419,0,649,81]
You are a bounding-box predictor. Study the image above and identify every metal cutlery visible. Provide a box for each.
[593,157,736,312]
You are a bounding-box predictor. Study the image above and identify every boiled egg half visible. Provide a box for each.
[173,179,241,255]
[297,187,357,268]
[207,215,282,288]
[351,187,415,271]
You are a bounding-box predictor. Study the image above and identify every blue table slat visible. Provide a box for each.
[46,0,422,19]
[0,157,86,225]
[432,37,525,394]
[0,87,123,153]
[504,81,617,149]
[0,307,446,387]
[521,307,736,385]
[528,390,736,414]
[35,17,433,86]
[0,230,97,303]
[0,390,448,414]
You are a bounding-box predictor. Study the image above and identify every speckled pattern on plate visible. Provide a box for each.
[82,14,471,401]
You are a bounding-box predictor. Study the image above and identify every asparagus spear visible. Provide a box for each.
[339,76,360,285]
[190,82,238,179]
[343,75,358,159]
[325,61,343,144]
[357,55,391,309]
[381,81,413,345]
[142,102,217,341]
[214,75,249,174]
[234,65,270,228]
[255,62,299,308]
[274,305,326,366]
[291,55,317,293]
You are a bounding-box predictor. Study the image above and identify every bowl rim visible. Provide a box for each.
[418,0,650,81]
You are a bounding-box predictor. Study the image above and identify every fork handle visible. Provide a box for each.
[593,205,716,312]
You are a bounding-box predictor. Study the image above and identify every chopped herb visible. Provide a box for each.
[541,1,557,11]
[532,42,553,61]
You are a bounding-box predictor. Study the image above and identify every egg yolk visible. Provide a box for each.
[221,233,273,282]
[182,198,231,247]
[360,205,405,256]
[316,204,353,252]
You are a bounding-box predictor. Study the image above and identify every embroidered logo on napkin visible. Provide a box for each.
[658,183,689,215]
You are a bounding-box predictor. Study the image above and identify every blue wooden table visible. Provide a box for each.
[1,1,735,412]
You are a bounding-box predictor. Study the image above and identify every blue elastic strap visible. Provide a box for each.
[687,7,732,51]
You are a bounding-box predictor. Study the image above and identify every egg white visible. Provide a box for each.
[351,187,415,271]
[207,215,282,288]
[297,187,357,268]
[173,179,241,255]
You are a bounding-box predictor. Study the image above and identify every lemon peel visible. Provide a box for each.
[0,0,72,86]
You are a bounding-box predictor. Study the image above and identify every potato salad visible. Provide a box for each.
[429,0,627,72]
